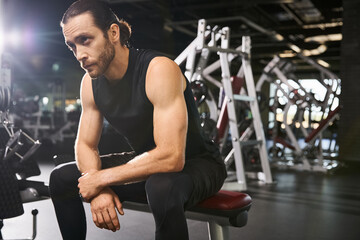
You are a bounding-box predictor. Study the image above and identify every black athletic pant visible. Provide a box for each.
[49,154,194,240]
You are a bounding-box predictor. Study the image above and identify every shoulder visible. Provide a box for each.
[80,73,96,106]
[80,73,92,89]
[145,57,185,104]
[146,57,183,84]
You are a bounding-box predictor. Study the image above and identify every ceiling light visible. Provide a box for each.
[304,33,342,43]
[274,34,284,41]
[279,52,296,58]
[316,59,330,68]
[289,44,301,53]
[303,21,342,29]
[302,44,327,56]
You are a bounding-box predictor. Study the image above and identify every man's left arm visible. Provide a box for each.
[78,57,188,199]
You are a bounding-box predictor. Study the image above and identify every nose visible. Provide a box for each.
[76,46,88,63]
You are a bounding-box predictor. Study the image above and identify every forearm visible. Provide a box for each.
[98,148,184,188]
[75,140,102,173]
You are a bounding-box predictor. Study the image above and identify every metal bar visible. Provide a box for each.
[31,209,38,240]
[5,145,23,160]
[202,45,242,89]
[174,20,210,66]
[202,74,222,89]
[233,94,255,102]
[184,45,197,80]
[197,19,206,49]
[240,140,262,147]
[191,48,210,82]
[223,148,234,167]
[20,141,41,164]
[280,3,303,25]
[174,36,200,65]
[205,46,247,56]
[241,36,273,184]
[208,221,228,240]
[272,67,296,91]
[219,50,247,190]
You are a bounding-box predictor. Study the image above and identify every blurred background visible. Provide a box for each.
[2,0,356,161]
[1,0,360,239]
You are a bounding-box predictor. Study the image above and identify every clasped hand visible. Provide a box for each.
[78,170,124,232]
[78,169,103,202]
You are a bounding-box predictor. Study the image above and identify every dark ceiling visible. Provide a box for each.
[1,0,343,97]
[107,0,343,75]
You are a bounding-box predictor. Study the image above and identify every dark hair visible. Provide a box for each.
[61,0,131,46]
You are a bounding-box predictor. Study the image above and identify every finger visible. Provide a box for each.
[79,192,89,203]
[78,172,88,181]
[108,208,120,231]
[96,212,107,229]
[102,210,115,231]
[91,210,100,228]
[114,195,124,215]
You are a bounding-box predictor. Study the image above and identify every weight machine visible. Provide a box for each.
[255,55,341,171]
[175,19,273,190]
[1,53,49,240]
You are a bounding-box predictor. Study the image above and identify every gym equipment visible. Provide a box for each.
[15,78,77,143]
[124,190,251,240]
[255,55,341,171]
[175,19,273,190]
[0,55,49,239]
[0,146,43,239]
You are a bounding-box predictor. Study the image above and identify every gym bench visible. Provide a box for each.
[122,190,252,240]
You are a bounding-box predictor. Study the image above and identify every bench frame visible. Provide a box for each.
[122,200,251,240]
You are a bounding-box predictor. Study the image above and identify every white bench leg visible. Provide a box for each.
[207,221,229,240]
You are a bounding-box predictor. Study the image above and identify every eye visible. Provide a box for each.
[79,36,90,45]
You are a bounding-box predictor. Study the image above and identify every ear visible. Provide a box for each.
[108,23,120,44]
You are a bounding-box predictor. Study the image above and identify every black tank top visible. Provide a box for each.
[92,48,219,159]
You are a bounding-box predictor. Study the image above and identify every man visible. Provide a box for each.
[49,0,226,239]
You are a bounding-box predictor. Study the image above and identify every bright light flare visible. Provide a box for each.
[0,0,3,60]
[0,33,3,57]
[304,33,342,43]
[42,97,49,105]
[7,30,22,48]
[289,44,301,53]
[316,59,330,68]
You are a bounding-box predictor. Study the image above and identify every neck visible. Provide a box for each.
[104,46,129,84]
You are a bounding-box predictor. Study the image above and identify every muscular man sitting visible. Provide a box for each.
[49,1,226,239]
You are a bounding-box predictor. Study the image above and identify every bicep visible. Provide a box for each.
[147,58,188,155]
[153,94,187,155]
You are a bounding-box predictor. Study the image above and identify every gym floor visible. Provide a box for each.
[2,160,360,240]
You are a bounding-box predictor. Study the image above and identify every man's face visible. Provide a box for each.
[62,13,115,78]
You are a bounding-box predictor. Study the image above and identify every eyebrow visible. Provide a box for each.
[65,33,91,46]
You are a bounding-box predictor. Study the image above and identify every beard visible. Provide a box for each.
[88,39,115,78]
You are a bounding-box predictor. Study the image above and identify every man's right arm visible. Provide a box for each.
[75,73,103,173]
[76,74,123,232]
